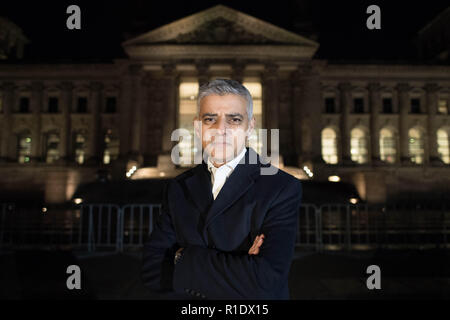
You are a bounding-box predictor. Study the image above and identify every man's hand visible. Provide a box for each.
[248,234,265,255]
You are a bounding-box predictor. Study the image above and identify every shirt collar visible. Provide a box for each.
[207,147,247,175]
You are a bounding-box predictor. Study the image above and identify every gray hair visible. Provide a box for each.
[197,79,253,119]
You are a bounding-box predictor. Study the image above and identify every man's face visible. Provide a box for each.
[194,94,255,165]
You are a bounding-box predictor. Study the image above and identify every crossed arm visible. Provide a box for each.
[142,180,302,299]
[176,233,265,258]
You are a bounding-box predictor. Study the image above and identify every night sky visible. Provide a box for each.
[0,0,449,62]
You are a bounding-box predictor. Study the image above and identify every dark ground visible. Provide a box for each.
[0,248,449,300]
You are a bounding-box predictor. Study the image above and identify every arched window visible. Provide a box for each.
[437,129,450,164]
[17,132,32,163]
[379,128,397,163]
[321,127,338,164]
[103,130,119,164]
[74,132,86,164]
[350,128,369,164]
[45,132,60,164]
[408,128,425,164]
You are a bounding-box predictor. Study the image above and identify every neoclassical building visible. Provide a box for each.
[0,5,449,204]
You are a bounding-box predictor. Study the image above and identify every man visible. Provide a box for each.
[142,79,302,299]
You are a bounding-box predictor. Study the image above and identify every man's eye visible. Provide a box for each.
[203,118,214,123]
[231,118,242,123]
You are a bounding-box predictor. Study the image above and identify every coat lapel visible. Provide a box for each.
[203,147,261,230]
[184,162,213,216]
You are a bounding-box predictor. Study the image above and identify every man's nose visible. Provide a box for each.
[213,116,228,134]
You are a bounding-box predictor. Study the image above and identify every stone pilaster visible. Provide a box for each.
[30,82,44,162]
[262,63,280,157]
[232,60,245,83]
[339,82,352,164]
[425,83,441,164]
[369,82,382,164]
[60,81,73,163]
[158,63,178,171]
[291,70,303,157]
[86,81,103,165]
[396,83,411,163]
[196,60,210,87]
[0,83,15,162]
[296,64,322,164]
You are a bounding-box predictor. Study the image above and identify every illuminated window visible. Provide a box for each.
[74,133,86,164]
[437,129,449,164]
[438,99,448,114]
[243,81,262,155]
[379,128,396,163]
[45,132,60,164]
[321,127,338,164]
[408,128,424,164]
[17,133,32,163]
[351,128,368,164]
[103,130,119,164]
[178,82,199,166]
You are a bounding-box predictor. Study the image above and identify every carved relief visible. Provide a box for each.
[168,17,283,44]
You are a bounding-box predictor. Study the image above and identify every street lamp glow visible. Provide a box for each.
[328,175,340,182]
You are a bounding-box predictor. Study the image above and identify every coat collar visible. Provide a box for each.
[184,147,264,233]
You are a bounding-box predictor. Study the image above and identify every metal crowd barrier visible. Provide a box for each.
[0,203,161,253]
[295,203,450,251]
[0,202,449,252]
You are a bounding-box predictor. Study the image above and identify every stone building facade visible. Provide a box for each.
[0,5,449,204]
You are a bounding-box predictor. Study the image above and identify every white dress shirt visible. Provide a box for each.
[207,147,247,200]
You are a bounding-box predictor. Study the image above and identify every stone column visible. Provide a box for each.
[291,70,303,158]
[60,82,73,163]
[232,60,245,83]
[262,63,280,158]
[425,83,440,164]
[196,60,209,87]
[339,82,352,164]
[396,83,410,163]
[87,82,103,165]
[296,64,322,164]
[0,83,15,162]
[30,82,44,162]
[160,64,177,154]
[369,82,382,164]
[158,64,178,171]
[118,65,137,157]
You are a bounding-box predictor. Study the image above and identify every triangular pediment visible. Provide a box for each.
[123,5,318,47]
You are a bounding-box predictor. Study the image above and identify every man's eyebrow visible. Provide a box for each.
[226,113,244,118]
[201,113,218,118]
[201,113,244,118]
